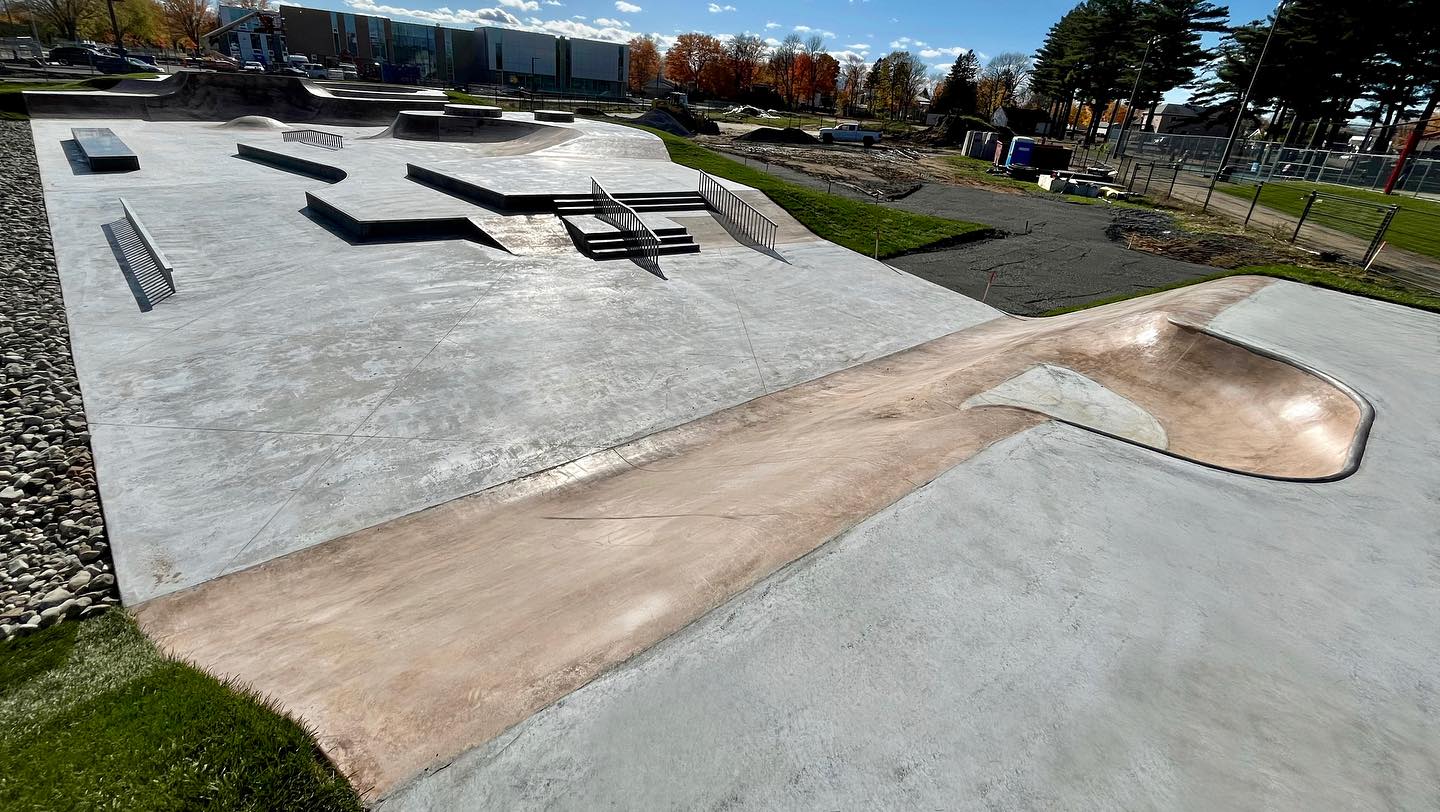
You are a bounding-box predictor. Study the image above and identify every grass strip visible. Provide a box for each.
[618,122,993,258]
[0,612,361,811]
[1041,263,1440,316]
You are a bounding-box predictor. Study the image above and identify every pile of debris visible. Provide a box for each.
[637,102,719,136]
[1107,208,1313,268]
[718,105,783,118]
[736,127,819,145]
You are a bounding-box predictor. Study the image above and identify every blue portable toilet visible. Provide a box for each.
[1006,136,1036,167]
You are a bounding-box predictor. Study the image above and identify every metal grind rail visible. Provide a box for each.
[698,170,778,251]
[591,177,665,279]
[283,129,344,150]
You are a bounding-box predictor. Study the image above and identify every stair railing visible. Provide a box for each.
[591,177,665,279]
[698,171,777,251]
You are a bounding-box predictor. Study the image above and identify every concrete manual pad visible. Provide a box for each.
[31,117,994,603]
[137,277,1390,799]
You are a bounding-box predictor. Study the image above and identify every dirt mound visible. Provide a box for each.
[1107,208,1315,268]
[737,126,819,145]
[636,108,691,136]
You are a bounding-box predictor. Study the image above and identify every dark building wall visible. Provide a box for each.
[281,6,339,62]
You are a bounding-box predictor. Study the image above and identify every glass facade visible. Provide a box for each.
[391,22,436,80]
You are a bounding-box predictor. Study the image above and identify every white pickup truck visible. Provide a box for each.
[819,122,882,146]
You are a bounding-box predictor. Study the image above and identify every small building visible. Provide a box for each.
[213,6,288,66]
[991,106,1052,137]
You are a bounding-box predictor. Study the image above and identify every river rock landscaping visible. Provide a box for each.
[1,120,119,638]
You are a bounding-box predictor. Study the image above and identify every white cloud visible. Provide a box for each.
[594,16,623,25]
[614,0,641,11]
[764,21,780,29]
[544,0,562,5]
[792,24,834,37]
[345,0,522,27]
[832,49,869,62]
[919,46,970,59]
[707,2,736,11]
[499,0,539,10]
[763,36,780,46]
[844,42,868,51]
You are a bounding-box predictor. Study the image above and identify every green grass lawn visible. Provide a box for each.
[619,123,992,258]
[1216,180,1440,260]
[1041,263,1440,316]
[0,612,360,811]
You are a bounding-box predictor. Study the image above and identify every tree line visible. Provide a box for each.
[1029,0,1440,151]
[13,0,259,53]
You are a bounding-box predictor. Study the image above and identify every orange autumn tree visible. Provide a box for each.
[628,36,661,93]
[664,33,726,93]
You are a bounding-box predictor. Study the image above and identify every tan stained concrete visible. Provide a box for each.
[135,275,1370,797]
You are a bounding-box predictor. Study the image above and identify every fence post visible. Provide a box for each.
[1364,205,1399,265]
[1143,162,1156,194]
[1167,162,1180,199]
[1291,190,1318,242]
[1244,182,1264,229]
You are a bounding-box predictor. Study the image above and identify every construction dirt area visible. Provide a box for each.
[690,126,1429,315]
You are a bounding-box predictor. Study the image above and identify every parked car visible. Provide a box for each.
[93,54,155,74]
[305,63,329,79]
[275,66,307,77]
[199,57,240,72]
[242,61,265,73]
[818,122,882,147]
[48,45,102,66]
[340,67,358,80]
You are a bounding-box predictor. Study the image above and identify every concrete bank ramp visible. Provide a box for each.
[367,109,579,150]
[135,277,1370,801]
[22,72,447,124]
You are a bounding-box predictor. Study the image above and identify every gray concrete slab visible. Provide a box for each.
[32,118,998,603]
[378,280,1440,811]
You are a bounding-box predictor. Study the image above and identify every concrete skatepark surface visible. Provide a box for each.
[30,115,992,604]
[381,282,1440,810]
[27,105,1440,808]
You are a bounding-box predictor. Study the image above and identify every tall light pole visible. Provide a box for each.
[1111,35,1158,160]
[1204,0,1287,209]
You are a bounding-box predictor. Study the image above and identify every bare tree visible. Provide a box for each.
[769,33,801,108]
[726,32,765,93]
[162,0,215,51]
[24,0,98,42]
[836,53,866,114]
[981,51,1033,113]
[802,33,824,108]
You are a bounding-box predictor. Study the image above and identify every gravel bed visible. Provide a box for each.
[1,120,119,638]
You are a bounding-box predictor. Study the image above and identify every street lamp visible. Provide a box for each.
[1204,0,1288,209]
[1110,35,1158,160]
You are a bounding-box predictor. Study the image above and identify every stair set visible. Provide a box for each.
[561,213,700,261]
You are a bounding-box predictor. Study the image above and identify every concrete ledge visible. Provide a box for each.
[444,103,503,118]
[534,109,575,123]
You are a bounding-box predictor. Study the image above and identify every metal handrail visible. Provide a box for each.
[591,178,664,279]
[697,170,777,251]
[283,129,344,150]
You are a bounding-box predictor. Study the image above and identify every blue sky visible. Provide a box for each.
[308,0,1280,99]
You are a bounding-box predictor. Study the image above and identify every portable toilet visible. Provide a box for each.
[1006,136,1036,167]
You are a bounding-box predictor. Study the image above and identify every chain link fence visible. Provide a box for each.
[1118,132,1440,198]
[1118,160,1440,292]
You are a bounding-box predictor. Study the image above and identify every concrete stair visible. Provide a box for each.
[553,190,707,216]
[562,214,700,261]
